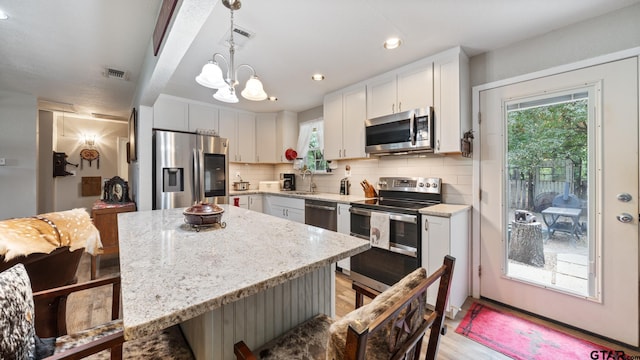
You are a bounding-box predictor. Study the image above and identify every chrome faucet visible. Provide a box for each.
[302,168,316,193]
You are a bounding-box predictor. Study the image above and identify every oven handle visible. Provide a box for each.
[349,207,417,224]
[349,233,418,258]
[389,243,418,257]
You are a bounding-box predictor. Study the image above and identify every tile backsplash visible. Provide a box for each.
[231,154,472,205]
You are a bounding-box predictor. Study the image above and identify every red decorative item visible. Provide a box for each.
[285,148,297,161]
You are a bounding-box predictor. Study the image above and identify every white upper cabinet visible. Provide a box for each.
[276,111,298,163]
[237,112,256,163]
[188,103,219,133]
[366,63,433,119]
[397,66,434,113]
[255,113,277,163]
[366,73,397,119]
[218,109,238,160]
[342,86,367,160]
[323,91,343,160]
[433,47,470,154]
[153,94,189,131]
[323,84,367,160]
[219,109,256,163]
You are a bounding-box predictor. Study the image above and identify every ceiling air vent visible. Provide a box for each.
[220,25,254,48]
[104,67,129,81]
[233,27,251,38]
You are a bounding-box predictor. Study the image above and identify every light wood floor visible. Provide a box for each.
[66,254,640,359]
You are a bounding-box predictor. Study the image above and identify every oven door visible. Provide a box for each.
[350,207,419,254]
[349,206,420,292]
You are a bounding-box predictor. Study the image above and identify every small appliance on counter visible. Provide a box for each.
[340,177,351,195]
[232,181,250,191]
[258,181,281,192]
[281,173,296,191]
[233,173,250,191]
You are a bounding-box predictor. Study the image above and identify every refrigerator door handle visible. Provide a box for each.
[197,149,205,203]
[192,148,199,204]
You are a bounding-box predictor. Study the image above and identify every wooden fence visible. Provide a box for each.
[508,179,570,210]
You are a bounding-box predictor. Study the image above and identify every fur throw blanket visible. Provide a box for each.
[0,208,102,261]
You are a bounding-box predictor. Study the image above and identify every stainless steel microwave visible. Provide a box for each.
[365,107,434,155]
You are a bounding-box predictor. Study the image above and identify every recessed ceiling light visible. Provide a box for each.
[384,37,402,50]
[0,9,9,20]
[311,74,325,81]
[268,96,278,101]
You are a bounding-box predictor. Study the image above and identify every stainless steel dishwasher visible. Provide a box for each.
[304,199,337,231]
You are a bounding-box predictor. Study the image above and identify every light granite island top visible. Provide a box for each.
[117,205,370,344]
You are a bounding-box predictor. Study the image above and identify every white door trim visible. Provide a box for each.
[471,46,640,298]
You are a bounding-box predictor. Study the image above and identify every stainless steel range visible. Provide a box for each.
[349,176,442,292]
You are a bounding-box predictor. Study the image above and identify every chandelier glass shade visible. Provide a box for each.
[195,0,268,103]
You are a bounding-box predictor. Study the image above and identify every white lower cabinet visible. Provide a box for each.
[264,195,304,223]
[336,203,351,272]
[231,195,263,212]
[421,209,470,319]
[248,195,263,212]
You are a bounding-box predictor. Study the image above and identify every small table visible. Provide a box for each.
[541,207,582,242]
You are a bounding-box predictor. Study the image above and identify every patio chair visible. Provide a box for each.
[233,255,455,360]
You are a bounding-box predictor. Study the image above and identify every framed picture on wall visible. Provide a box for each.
[128,107,137,162]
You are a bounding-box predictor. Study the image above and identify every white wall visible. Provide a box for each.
[469,3,640,87]
[133,105,154,211]
[52,114,127,211]
[276,155,473,204]
[230,163,277,189]
[298,106,323,123]
[0,90,38,219]
[38,110,55,214]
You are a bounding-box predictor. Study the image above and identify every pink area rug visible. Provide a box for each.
[455,302,619,360]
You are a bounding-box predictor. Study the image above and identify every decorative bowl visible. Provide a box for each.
[183,203,224,226]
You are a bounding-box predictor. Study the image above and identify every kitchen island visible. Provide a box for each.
[117,205,369,359]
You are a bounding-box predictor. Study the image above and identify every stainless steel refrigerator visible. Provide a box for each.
[153,130,229,209]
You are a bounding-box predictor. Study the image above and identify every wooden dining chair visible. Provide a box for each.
[234,255,455,360]
[0,263,194,360]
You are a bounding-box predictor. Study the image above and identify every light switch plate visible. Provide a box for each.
[0,158,5,166]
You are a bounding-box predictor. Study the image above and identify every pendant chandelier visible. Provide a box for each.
[195,0,267,103]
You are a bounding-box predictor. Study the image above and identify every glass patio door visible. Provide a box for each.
[479,57,638,346]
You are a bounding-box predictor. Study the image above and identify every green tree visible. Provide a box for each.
[507,99,588,210]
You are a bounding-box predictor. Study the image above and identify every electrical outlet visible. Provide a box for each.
[0,158,5,166]
[345,170,351,177]
[235,171,241,178]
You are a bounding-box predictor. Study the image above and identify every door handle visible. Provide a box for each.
[617,193,632,202]
[616,213,633,223]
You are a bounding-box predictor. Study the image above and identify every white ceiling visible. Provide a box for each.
[1,0,638,119]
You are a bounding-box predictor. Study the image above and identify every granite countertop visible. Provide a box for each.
[420,203,471,217]
[229,190,370,204]
[116,206,369,340]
